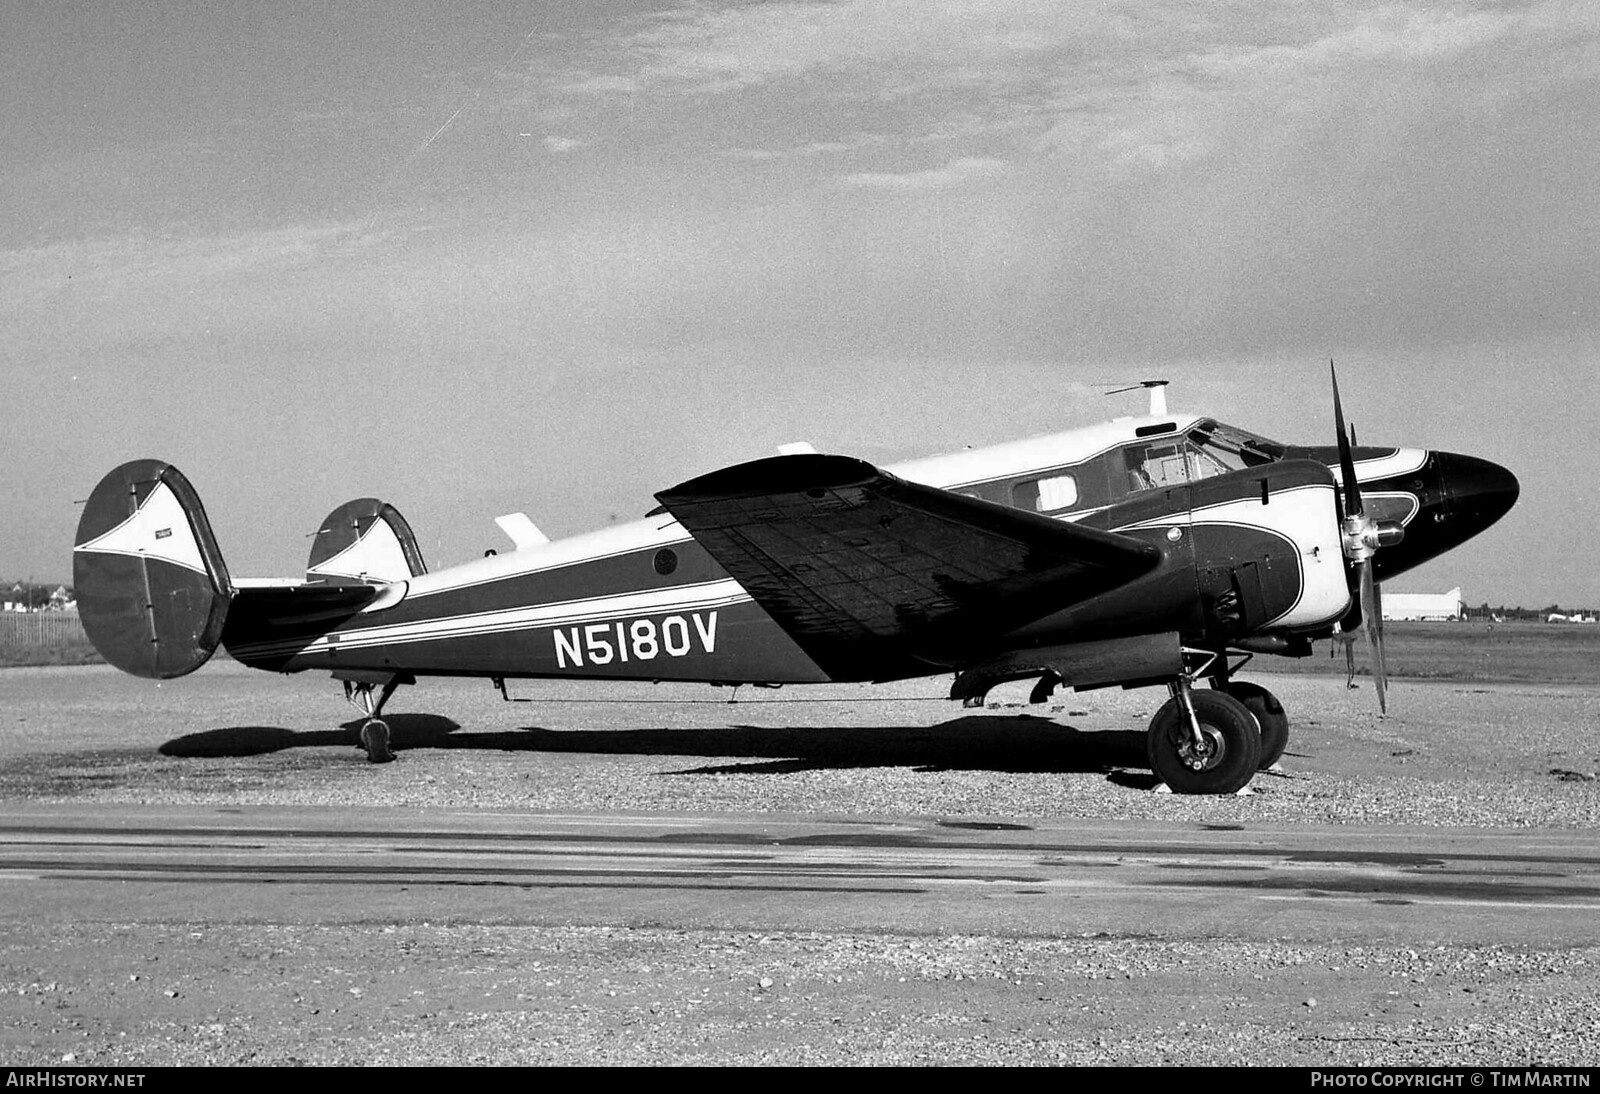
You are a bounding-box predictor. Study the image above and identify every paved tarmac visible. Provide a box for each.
[2,806,1598,946]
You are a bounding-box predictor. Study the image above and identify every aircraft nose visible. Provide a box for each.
[1436,452,1519,535]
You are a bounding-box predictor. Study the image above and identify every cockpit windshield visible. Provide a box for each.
[1186,419,1286,473]
[1118,420,1287,497]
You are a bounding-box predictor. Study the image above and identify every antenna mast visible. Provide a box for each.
[1103,379,1171,416]
[1147,380,1169,416]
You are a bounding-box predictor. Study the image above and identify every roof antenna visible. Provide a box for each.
[1104,379,1170,416]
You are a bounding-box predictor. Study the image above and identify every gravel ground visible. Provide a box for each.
[5,664,1598,828]
[4,924,1598,1067]
[2,663,1598,1066]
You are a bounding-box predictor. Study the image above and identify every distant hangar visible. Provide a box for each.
[1382,587,1462,621]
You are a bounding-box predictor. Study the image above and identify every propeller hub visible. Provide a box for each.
[1341,516,1405,561]
[1340,515,1379,562]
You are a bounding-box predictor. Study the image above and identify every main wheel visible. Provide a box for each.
[1147,689,1261,794]
[1222,681,1289,770]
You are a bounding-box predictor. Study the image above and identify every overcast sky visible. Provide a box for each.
[4,1,1596,606]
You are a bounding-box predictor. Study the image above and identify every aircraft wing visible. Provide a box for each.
[656,454,1163,679]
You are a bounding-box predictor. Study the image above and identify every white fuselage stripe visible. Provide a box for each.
[1351,449,1428,481]
[228,578,752,657]
[404,529,696,601]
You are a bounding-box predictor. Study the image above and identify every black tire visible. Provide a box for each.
[1220,681,1289,770]
[359,718,395,764]
[1147,690,1261,794]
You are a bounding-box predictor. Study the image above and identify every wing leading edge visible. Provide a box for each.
[656,454,1163,681]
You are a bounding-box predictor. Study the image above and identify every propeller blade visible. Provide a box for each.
[1329,363,1390,714]
[1359,563,1388,714]
[1330,360,1363,518]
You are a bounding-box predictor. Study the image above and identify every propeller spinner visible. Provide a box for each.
[1330,362,1405,713]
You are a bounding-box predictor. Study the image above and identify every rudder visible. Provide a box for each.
[73,460,233,679]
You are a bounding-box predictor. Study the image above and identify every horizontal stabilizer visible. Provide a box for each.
[656,454,1162,677]
[221,583,383,670]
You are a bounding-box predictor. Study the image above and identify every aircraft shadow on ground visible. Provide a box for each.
[530,716,1150,778]
[161,712,1153,780]
[159,714,463,758]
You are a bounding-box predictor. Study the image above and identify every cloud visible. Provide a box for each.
[837,156,1010,191]
[623,1,1073,90]
[543,135,582,153]
[551,0,1117,109]
[725,136,885,162]
[0,220,386,315]
[558,73,640,96]
[1204,6,1516,71]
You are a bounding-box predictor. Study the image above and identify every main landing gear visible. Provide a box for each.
[1215,679,1289,771]
[343,676,404,764]
[1145,654,1291,794]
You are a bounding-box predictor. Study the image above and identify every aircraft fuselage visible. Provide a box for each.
[218,410,1517,686]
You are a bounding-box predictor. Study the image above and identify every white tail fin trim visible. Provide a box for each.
[309,518,410,582]
[74,481,208,576]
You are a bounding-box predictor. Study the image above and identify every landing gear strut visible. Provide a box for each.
[343,676,403,764]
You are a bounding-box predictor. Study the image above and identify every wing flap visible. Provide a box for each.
[656,454,1162,678]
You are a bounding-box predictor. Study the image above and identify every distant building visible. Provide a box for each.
[1383,587,1462,621]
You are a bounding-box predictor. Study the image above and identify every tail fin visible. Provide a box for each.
[307,499,427,585]
[73,460,233,679]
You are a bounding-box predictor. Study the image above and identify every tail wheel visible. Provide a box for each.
[1223,681,1289,770]
[1147,689,1261,795]
[359,719,394,764]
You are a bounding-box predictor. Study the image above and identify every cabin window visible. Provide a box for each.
[1012,473,1078,513]
[1037,474,1078,510]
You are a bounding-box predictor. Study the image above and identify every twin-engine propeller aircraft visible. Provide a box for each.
[73,370,1517,794]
